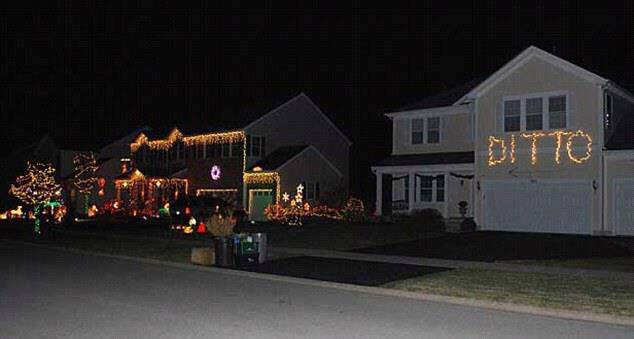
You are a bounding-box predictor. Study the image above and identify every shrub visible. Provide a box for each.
[460,218,477,232]
[410,208,445,231]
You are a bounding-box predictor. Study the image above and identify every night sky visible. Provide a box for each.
[2,1,634,202]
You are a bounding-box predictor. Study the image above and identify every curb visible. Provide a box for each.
[3,239,634,328]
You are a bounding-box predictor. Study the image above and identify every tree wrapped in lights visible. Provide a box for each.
[73,152,99,213]
[9,162,62,206]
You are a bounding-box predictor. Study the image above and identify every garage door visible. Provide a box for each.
[483,180,592,234]
[615,179,634,236]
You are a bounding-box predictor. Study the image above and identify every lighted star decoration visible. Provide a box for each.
[282,192,290,202]
[296,184,304,193]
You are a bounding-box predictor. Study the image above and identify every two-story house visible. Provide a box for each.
[119,93,351,221]
[373,46,634,236]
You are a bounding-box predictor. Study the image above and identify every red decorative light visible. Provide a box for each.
[197,223,206,233]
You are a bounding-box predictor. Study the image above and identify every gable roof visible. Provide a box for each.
[249,145,309,171]
[456,46,608,103]
[248,144,344,177]
[244,93,352,146]
[396,78,485,112]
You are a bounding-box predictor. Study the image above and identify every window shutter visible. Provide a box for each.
[404,118,411,145]
[261,137,266,156]
[302,181,306,199]
[315,182,320,200]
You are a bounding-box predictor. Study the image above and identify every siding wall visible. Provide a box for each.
[245,95,350,193]
[392,111,474,155]
[475,57,603,232]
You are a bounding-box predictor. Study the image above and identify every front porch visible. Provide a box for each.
[373,163,474,218]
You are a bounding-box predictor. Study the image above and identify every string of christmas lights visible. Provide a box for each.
[9,162,62,206]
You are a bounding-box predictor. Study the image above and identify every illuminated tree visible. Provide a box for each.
[73,152,99,212]
[9,162,62,206]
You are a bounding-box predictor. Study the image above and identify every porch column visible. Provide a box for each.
[408,171,415,214]
[375,171,382,216]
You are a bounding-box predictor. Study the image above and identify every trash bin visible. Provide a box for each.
[214,236,234,267]
[253,233,268,264]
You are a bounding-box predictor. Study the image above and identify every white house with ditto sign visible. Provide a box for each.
[373,46,634,236]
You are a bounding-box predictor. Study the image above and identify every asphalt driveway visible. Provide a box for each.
[352,231,633,262]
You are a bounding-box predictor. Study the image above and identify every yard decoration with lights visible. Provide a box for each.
[73,152,99,212]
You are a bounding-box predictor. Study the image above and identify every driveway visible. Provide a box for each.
[352,231,633,262]
[1,241,632,338]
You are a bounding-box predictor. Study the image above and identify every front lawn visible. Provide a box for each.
[383,268,634,317]
[510,257,634,273]
[239,220,443,251]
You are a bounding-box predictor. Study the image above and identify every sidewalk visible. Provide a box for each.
[271,246,634,281]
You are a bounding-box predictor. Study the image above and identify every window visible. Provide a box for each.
[411,117,441,144]
[419,176,433,202]
[197,144,204,159]
[525,97,543,130]
[504,93,567,132]
[504,99,521,132]
[604,93,613,129]
[303,182,320,200]
[548,95,567,129]
[221,143,230,158]
[392,175,409,202]
[231,141,242,158]
[187,145,195,160]
[411,118,424,144]
[416,174,445,202]
[435,175,445,202]
[177,142,185,160]
[427,117,440,143]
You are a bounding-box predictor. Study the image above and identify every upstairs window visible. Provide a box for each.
[427,117,440,144]
[247,136,265,157]
[221,143,230,158]
[525,97,543,130]
[197,144,204,159]
[411,117,441,145]
[411,118,424,144]
[504,99,521,132]
[503,92,568,132]
[548,95,567,129]
[231,141,242,158]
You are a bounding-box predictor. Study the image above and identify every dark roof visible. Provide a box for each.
[141,93,308,140]
[606,113,634,150]
[249,145,309,171]
[397,78,485,112]
[375,151,474,167]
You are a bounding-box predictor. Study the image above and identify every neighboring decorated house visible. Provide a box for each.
[60,126,151,214]
[372,46,634,236]
[120,93,351,221]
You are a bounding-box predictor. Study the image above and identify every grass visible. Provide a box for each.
[243,221,442,251]
[383,268,634,317]
[509,257,634,273]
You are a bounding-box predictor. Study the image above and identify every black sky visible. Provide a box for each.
[2,1,634,202]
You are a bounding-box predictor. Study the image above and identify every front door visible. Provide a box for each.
[249,190,273,221]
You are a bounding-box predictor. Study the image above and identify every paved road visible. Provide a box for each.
[1,243,632,339]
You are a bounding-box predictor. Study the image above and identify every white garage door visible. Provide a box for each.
[483,180,592,234]
[615,179,634,236]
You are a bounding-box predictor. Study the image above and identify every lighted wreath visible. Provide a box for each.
[210,165,221,181]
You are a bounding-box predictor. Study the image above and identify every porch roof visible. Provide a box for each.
[375,151,474,167]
